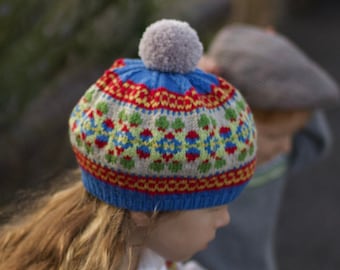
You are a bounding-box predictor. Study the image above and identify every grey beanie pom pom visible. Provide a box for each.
[138,19,203,74]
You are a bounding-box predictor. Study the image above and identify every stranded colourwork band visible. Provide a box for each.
[69,19,256,211]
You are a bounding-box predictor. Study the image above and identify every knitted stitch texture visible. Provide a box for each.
[69,19,256,211]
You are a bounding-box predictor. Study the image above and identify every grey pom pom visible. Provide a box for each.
[138,19,203,74]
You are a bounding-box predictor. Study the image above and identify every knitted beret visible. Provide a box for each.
[69,19,256,211]
[208,24,339,110]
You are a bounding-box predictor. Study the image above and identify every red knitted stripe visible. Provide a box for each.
[94,70,236,112]
[73,147,256,195]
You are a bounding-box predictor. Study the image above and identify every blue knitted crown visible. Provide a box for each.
[69,19,257,211]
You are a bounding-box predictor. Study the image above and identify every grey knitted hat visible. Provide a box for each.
[208,24,339,110]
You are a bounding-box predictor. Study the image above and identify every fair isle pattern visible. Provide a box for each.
[96,65,236,112]
[69,58,256,210]
[69,84,255,176]
[74,147,256,194]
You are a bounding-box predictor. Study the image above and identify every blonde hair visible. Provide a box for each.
[0,170,140,270]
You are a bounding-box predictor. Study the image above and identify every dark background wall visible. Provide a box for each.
[277,1,340,269]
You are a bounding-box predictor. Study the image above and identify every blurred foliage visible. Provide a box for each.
[0,0,156,129]
[0,0,231,205]
[0,0,231,129]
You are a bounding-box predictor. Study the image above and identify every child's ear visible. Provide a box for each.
[130,211,152,227]
[198,55,220,75]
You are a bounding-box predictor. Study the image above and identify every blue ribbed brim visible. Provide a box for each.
[81,168,248,211]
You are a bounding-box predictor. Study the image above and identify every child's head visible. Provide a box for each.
[0,19,256,270]
[252,109,310,164]
[68,19,256,260]
[132,205,230,262]
[201,24,339,164]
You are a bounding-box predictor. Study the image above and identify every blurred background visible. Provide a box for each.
[0,0,339,269]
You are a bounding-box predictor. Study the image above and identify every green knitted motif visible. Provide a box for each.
[215,158,226,169]
[198,114,210,128]
[198,161,212,173]
[171,118,185,131]
[168,161,183,172]
[84,87,95,102]
[225,108,237,121]
[150,160,165,172]
[129,112,143,126]
[96,102,109,115]
[156,116,170,130]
